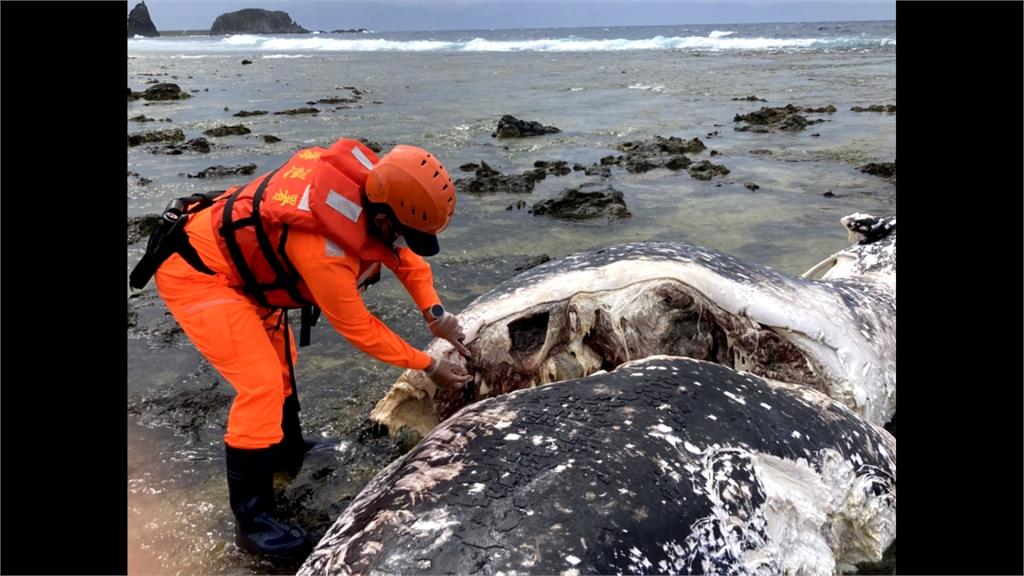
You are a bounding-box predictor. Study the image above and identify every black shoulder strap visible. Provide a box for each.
[220,172,275,308]
[218,170,316,320]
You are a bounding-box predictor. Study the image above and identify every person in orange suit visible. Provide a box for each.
[131,139,472,562]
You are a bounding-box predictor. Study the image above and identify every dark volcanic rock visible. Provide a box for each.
[210,9,309,34]
[618,135,706,157]
[664,156,693,171]
[532,160,571,176]
[155,138,212,155]
[734,104,833,133]
[530,184,631,220]
[202,124,251,137]
[851,104,896,113]
[491,115,561,138]
[127,383,233,443]
[316,96,359,105]
[455,161,539,195]
[128,128,184,147]
[745,182,760,191]
[274,107,319,115]
[142,83,191,101]
[187,164,257,178]
[583,164,611,177]
[687,160,731,181]
[591,135,709,175]
[358,138,382,153]
[262,134,282,143]
[750,149,773,155]
[453,159,571,194]
[732,95,767,102]
[233,110,268,117]
[860,162,896,179]
[332,28,368,33]
[241,59,253,65]
[127,1,159,38]
[514,254,552,271]
[127,214,161,244]
[506,200,527,211]
[801,105,837,113]
[128,171,153,187]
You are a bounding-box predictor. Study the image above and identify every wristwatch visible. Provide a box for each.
[424,304,445,323]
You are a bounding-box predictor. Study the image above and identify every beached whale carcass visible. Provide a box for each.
[301,356,896,575]
[372,214,896,435]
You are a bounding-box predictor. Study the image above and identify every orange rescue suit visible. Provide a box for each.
[155,139,441,449]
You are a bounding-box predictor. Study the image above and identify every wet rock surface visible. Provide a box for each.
[851,104,896,113]
[513,254,551,271]
[140,83,191,101]
[127,214,161,244]
[492,115,561,138]
[128,380,233,444]
[358,138,382,153]
[127,292,186,344]
[128,128,185,147]
[154,138,212,155]
[233,110,268,117]
[732,95,767,102]
[454,160,572,195]
[860,161,896,179]
[262,134,282,143]
[202,124,251,137]
[587,136,715,177]
[187,164,257,178]
[128,171,153,187]
[275,107,319,115]
[688,159,731,181]
[530,183,631,220]
[734,104,835,133]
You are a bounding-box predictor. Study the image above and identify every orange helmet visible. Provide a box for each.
[365,145,456,256]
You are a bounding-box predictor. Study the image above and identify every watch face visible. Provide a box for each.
[430,304,445,318]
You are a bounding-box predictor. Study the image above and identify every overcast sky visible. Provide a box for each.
[132,1,895,32]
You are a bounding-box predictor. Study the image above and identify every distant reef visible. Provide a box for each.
[210,9,309,34]
[127,1,159,38]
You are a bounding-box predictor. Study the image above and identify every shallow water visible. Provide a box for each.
[128,23,894,574]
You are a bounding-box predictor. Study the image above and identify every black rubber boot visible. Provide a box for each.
[275,392,317,475]
[225,445,312,562]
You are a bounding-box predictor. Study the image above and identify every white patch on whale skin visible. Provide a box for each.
[647,424,683,448]
[723,391,746,405]
[751,452,835,575]
[669,443,895,576]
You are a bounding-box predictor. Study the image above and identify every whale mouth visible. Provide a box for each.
[431,278,827,422]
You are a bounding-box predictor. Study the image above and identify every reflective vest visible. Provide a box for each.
[209,138,399,312]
